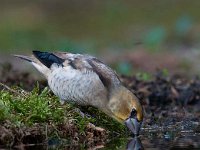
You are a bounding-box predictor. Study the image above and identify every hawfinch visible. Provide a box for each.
[15,51,143,135]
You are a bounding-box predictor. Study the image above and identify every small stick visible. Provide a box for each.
[0,82,25,96]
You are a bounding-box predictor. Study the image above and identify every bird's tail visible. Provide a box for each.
[14,53,50,78]
[13,54,35,62]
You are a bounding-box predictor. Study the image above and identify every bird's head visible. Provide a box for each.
[108,86,143,136]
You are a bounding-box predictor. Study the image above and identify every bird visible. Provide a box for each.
[14,51,143,135]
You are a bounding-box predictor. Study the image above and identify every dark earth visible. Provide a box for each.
[1,63,200,149]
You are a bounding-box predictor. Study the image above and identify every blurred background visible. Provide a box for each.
[1,0,200,76]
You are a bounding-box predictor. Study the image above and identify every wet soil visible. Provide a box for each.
[1,63,200,149]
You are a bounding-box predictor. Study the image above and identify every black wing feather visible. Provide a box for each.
[32,51,65,68]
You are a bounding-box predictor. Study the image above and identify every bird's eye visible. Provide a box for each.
[130,109,137,118]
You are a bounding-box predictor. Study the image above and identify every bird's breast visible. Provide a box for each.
[48,67,107,107]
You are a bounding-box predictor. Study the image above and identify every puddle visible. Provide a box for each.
[1,130,200,150]
[103,130,200,150]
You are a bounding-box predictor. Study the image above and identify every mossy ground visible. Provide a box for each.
[0,83,126,147]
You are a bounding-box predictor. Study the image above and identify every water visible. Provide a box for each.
[2,129,199,150]
[103,131,200,150]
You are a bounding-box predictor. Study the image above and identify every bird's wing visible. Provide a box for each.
[32,51,121,91]
[54,52,121,90]
[85,57,121,89]
[32,51,65,68]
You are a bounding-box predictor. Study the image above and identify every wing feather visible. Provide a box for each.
[51,52,121,91]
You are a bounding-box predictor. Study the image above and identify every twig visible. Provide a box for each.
[0,82,27,96]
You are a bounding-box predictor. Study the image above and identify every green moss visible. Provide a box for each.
[0,85,126,136]
[0,87,64,126]
[85,106,126,135]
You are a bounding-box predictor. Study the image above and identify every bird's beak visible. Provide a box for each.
[125,117,142,136]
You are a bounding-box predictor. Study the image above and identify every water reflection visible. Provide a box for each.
[126,137,143,150]
[104,130,200,150]
[1,131,200,149]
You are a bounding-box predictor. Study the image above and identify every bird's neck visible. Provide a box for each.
[104,86,128,122]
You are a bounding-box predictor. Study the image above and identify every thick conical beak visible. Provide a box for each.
[125,118,142,136]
